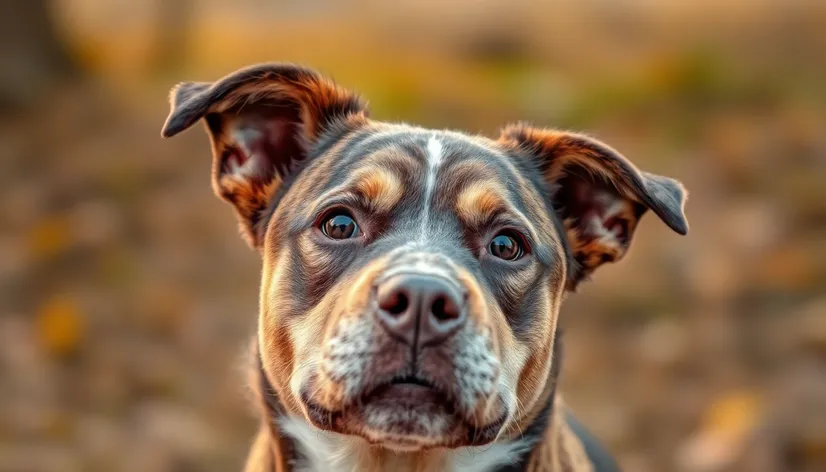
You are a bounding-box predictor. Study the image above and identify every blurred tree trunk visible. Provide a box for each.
[0,0,77,112]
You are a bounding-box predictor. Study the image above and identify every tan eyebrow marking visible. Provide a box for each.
[352,166,404,213]
[308,145,414,215]
[455,180,510,227]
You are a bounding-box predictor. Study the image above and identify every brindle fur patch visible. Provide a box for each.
[162,63,687,472]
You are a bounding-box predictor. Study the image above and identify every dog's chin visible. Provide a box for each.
[301,382,508,450]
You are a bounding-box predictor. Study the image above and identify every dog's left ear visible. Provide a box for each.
[161,63,367,248]
[499,125,688,288]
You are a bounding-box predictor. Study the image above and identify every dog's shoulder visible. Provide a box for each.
[521,396,620,472]
[563,409,621,472]
[244,426,278,472]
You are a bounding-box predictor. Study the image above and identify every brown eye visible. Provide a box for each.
[489,233,524,260]
[322,212,360,239]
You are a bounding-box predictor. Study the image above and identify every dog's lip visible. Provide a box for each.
[386,375,437,390]
[391,375,432,386]
[300,378,508,447]
[466,410,509,445]
[361,376,455,408]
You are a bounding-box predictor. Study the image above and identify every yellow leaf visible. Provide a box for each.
[36,297,83,358]
[702,391,763,441]
[28,217,72,259]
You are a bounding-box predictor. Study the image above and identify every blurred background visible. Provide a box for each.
[1,1,825,471]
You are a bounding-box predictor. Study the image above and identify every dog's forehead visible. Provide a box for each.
[327,125,524,193]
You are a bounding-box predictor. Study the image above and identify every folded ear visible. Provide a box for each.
[161,63,368,248]
[499,125,688,289]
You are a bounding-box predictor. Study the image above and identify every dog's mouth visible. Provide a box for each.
[303,375,457,422]
[301,374,504,449]
[362,376,456,413]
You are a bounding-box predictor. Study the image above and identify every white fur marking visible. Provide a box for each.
[279,415,357,472]
[281,413,532,472]
[427,135,445,168]
[450,438,534,472]
[419,136,444,243]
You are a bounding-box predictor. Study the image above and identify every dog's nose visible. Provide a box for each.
[374,273,466,347]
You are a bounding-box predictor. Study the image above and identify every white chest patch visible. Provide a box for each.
[279,415,358,472]
[279,414,532,472]
[448,438,534,472]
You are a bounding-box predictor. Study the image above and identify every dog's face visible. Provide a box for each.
[162,64,687,451]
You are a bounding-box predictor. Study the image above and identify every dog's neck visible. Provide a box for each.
[276,414,536,472]
[253,337,563,472]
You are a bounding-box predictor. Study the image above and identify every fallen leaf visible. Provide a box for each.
[703,391,763,439]
[677,391,764,471]
[28,216,72,260]
[36,296,83,358]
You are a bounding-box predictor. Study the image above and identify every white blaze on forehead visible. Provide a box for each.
[419,135,444,243]
[426,135,444,167]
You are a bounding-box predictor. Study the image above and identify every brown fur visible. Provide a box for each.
[455,180,509,227]
[162,63,689,472]
[524,400,594,472]
[352,167,405,214]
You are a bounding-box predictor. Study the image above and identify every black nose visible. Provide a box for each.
[374,273,467,347]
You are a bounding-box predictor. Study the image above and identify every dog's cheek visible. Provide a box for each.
[261,243,301,320]
[298,234,359,308]
[481,297,525,417]
[310,257,392,406]
[259,319,299,411]
[318,313,377,405]
[514,341,552,410]
[487,264,544,338]
[286,302,332,401]
[509,284,560,428]
[453,323,502,421]
[451,271,504,418]
[340,255,392,316]
[498,336,531,419]
[494,273,561,428]
[258,245,313,410]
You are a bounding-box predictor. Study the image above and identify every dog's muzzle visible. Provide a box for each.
[300,253,506,449]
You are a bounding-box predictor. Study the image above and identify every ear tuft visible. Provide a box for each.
[641,172,689,235]
[161,82,211,138]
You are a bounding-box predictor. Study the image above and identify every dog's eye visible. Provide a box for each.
[321,212,360,239]
[489,232,524,260]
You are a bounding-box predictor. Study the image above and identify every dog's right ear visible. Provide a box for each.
[161,63,368,248]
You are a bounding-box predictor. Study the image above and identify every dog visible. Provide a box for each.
[161,63,688,472]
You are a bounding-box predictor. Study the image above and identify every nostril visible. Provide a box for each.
[379,290,409,316]
[431,295,460,321]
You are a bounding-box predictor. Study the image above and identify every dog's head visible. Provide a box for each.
[162,64,687,451]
